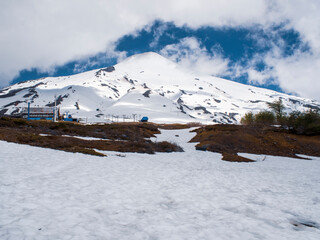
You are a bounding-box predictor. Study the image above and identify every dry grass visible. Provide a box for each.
[0,117,182,156]
[190,124,320,162]
[158,122,202,130]
[0,117,160,140]
[222,153,255,162]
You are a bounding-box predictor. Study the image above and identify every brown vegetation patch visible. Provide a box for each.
[0,117,182,156]
[0,117,160,140]
[157,122,202,130]
[221,153,255,162]
[190,124,320,162]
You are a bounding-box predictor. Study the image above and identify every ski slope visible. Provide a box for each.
[1,128,320,239]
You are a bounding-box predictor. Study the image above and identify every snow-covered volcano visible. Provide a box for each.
[0,52,319,123]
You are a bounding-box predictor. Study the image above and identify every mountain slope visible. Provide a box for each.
[0,52,319,123]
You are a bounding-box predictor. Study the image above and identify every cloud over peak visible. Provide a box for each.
[1,0,320,99]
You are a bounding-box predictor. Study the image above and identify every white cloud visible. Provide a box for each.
[72,47,127,74]
[0,0,270,87]
[235,41,320,100]
[247,68,272,85]
[270,0,320,53]
[0,0,320,100]
[265,51,320,100]
[160,37,230,76]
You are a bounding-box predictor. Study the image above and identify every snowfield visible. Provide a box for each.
[1,128,320,240]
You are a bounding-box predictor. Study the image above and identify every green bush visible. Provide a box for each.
[240,112,255,125]
[241,109,320,135]
[304,122,320,135]
[285,110,320,135]
[255,111,275,125]
[240,111,275,126]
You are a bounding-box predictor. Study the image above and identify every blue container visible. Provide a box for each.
[140,116,149,122]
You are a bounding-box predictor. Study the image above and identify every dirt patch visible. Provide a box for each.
[190,124,320,162]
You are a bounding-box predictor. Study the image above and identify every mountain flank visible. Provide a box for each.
[0,52,319,124]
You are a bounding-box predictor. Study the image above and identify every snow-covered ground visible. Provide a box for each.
[1,128,320,240]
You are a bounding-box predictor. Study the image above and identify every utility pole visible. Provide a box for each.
[53,94,57,122]
[27,102,30,121]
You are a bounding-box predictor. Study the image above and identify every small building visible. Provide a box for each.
[21,107,57,120]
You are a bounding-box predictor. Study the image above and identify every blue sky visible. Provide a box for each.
[1,0,320,100]
[12,20,303,94]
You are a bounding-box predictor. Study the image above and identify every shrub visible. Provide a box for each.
[240,111,275,126]
[241,108,320,135]
[304,122,320,135]
[255,111,275,125]
[286,110,320,135]
[13,118,28,126]
[240,112,255,125]
[154,141,184,152]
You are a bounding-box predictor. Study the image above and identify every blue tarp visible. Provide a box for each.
[141,116,148,122]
